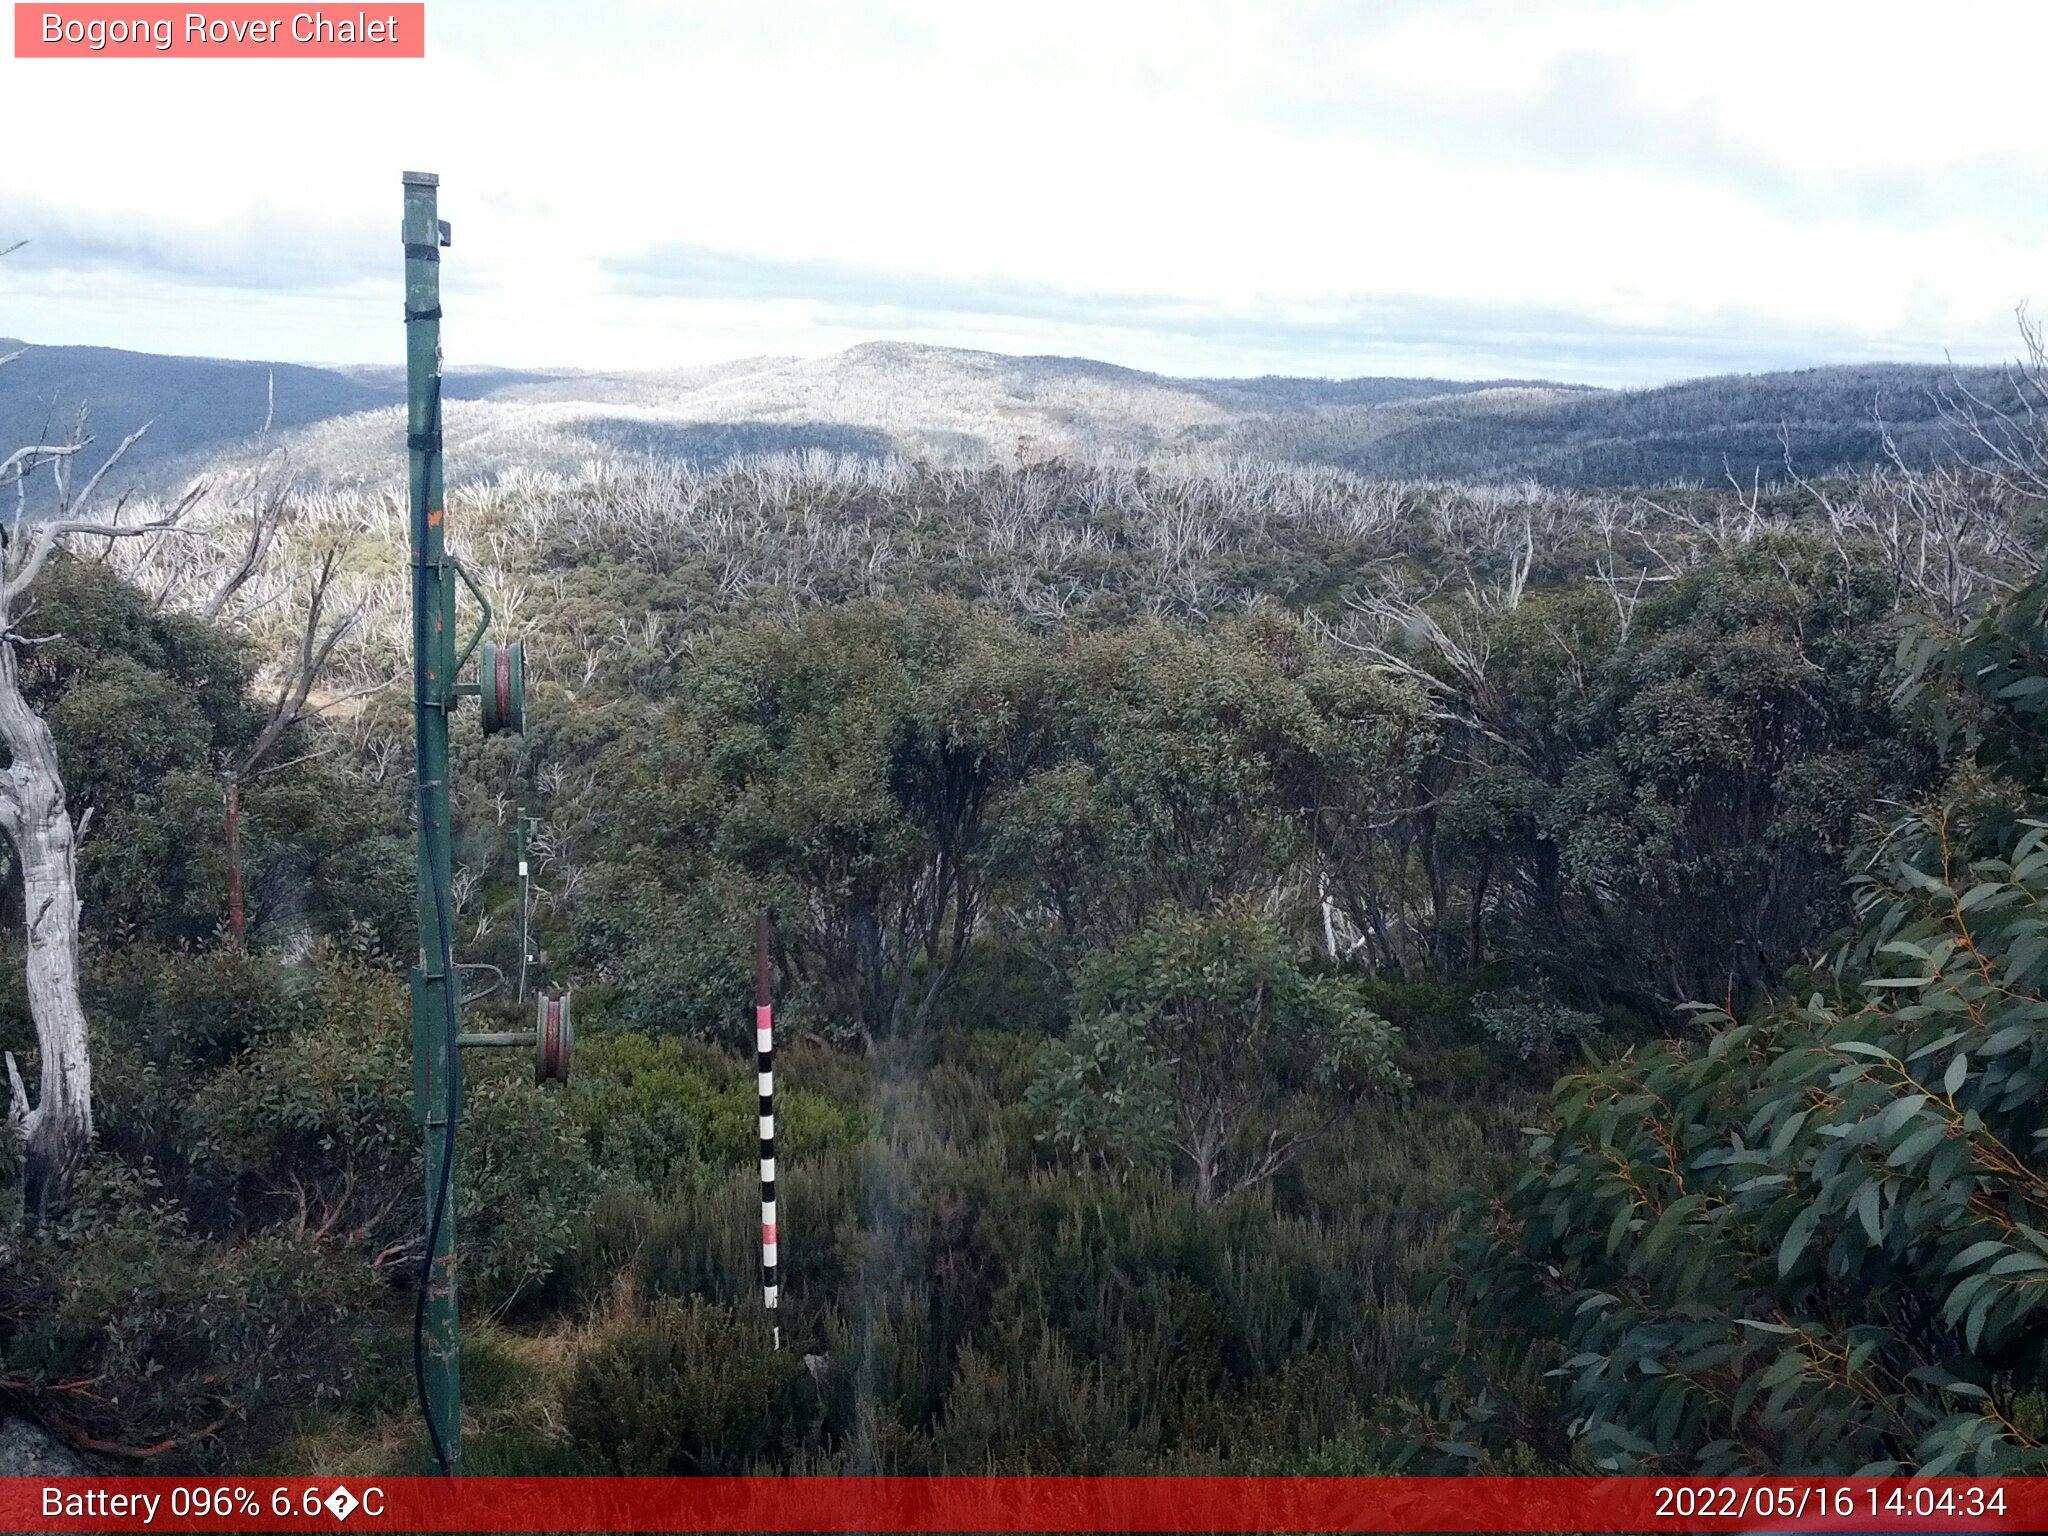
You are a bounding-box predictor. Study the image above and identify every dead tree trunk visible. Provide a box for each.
[0,339,191,1213]
[0,638,94,1217]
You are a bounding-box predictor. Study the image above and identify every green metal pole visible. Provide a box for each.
[404,169,462,1475]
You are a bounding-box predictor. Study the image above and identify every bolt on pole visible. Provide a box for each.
[404,168,462,1475]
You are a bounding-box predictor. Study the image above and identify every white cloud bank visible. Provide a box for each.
[1,0,2042,383]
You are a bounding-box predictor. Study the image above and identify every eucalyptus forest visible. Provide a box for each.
[4,330,2048,1484]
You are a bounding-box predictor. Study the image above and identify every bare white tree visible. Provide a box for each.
[98,458,396,947]
[219,547,373,948]
[0,376,191,1216]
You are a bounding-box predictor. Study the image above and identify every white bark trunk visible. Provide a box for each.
[0,639,93,1216]
[0,375,187,1215]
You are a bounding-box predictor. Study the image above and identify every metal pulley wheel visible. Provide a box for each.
[479,639,525,736]
[535,990,573,1084]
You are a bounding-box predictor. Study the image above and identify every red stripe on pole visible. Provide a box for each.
[762,1221,777,1244]
[2,1477,2039,1532]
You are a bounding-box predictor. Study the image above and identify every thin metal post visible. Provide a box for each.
[516,808,531,1004]
[404,168,462,1475]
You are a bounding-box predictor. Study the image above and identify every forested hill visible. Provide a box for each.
[1221,362,2011,486]
[0,334,2019,494]
[0,338,399,467]
[0,338,550,493]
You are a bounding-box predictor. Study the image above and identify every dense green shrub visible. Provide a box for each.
[18,555,411,952]
[1421,811,2048,1473]
[1419,572,2048,1475]
[0,1156,398,1464]
[1430,542,1935,1010]
[1028,904,1404,1203]
[567,1031,868,1195]
[564,1297,822,1473]
[576,602,1430,1047]
[545,1003,1531,1477]
[1,944,598,1464]
[1472,991,1600,1062]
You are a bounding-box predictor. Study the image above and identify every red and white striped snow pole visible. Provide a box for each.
[756,911,780,1350]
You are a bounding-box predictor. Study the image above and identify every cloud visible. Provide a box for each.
[3,0,2041,381]
[603,242,1976,383]
[606,245,1191,330]
[0,199,385,293]
[1489,50,2048,229]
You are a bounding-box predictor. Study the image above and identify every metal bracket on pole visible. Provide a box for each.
[449,556,493,681]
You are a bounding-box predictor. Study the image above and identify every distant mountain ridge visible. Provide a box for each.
[0,335,2012,496]
[0,337,399,469]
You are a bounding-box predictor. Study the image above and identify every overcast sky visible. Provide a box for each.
[3,0,2043,385]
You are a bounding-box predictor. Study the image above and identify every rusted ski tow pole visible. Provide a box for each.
[404,170,568,1474]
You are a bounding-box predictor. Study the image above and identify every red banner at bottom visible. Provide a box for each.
[2,1476,2038,1533]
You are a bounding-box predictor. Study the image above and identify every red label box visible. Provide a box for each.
[13,3,424,56]
[0,1476,2041,1534]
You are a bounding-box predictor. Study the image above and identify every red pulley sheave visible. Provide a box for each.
[535,991,573,1084]
[479,639,525,735]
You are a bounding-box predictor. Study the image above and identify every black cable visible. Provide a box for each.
[413,785,461,1475]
